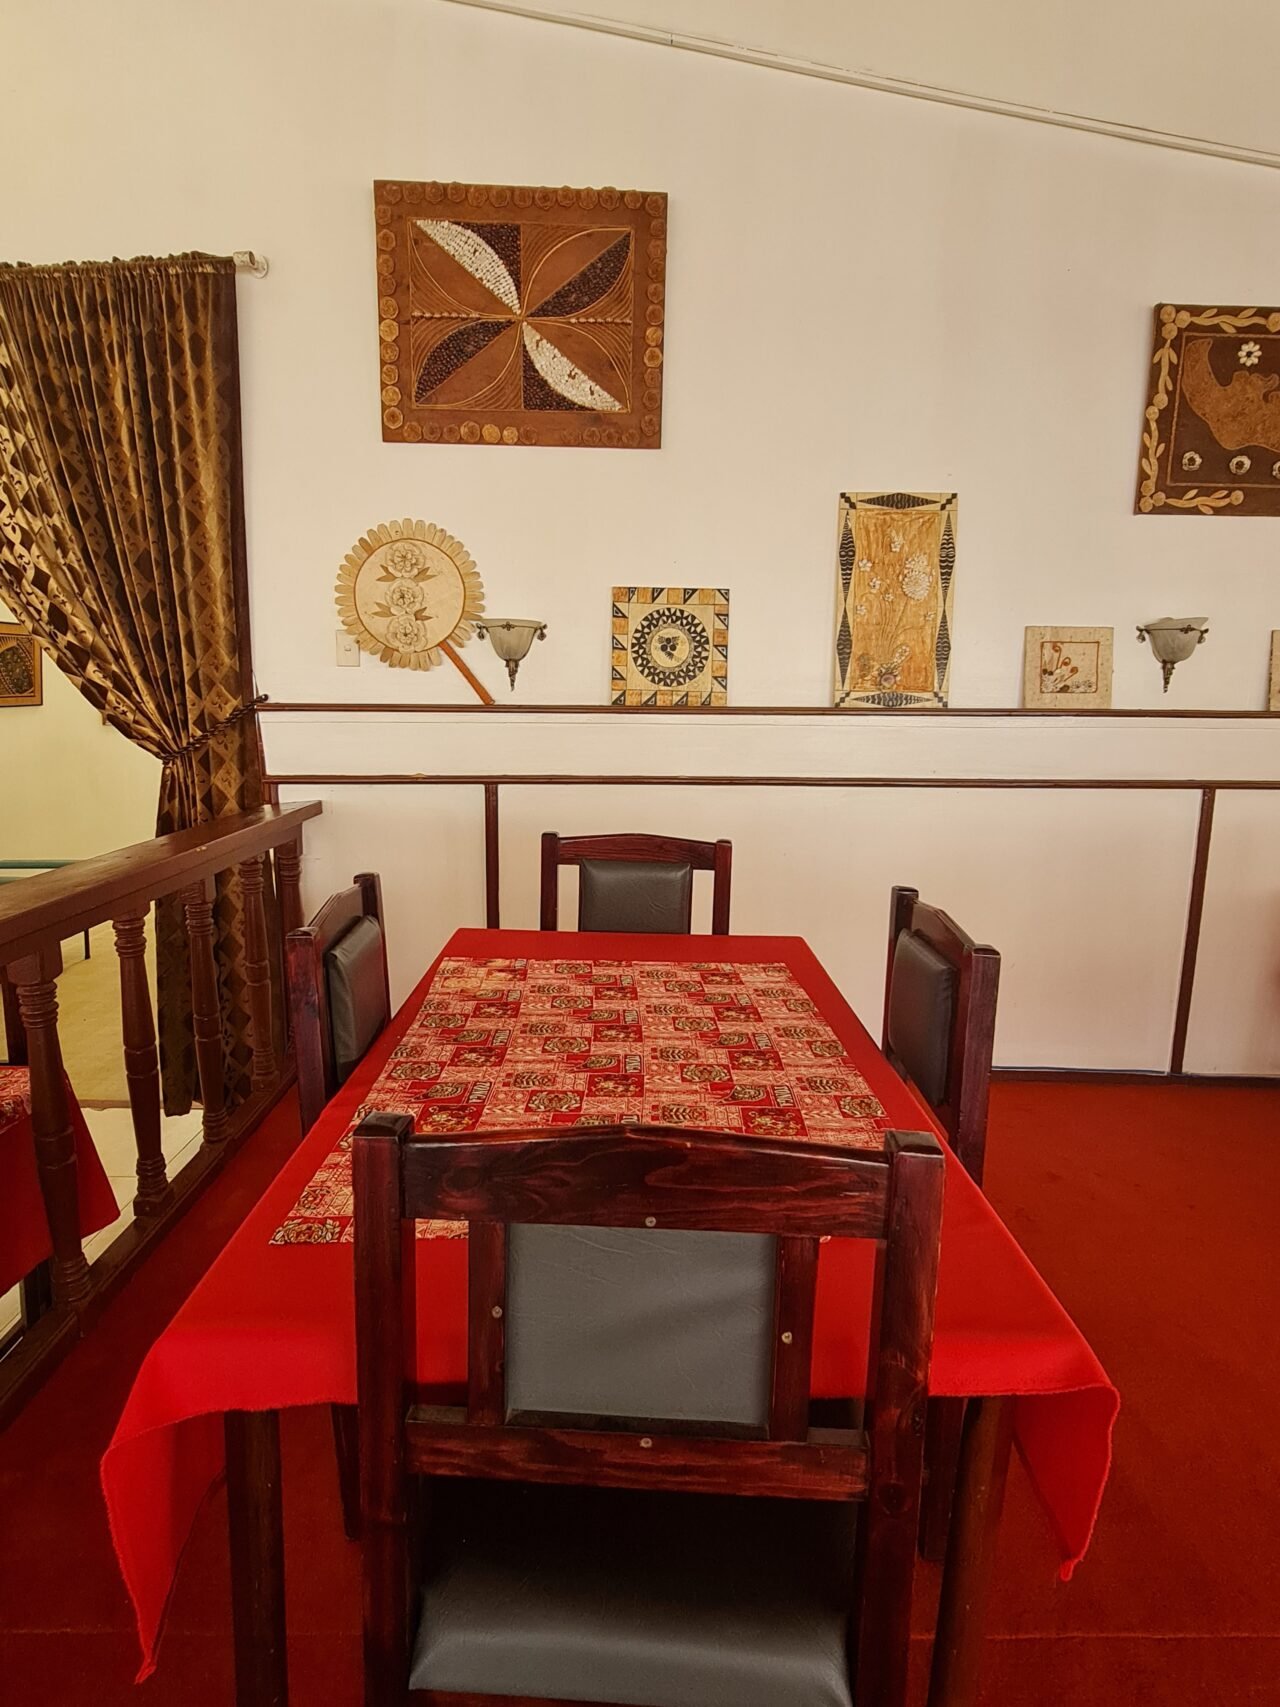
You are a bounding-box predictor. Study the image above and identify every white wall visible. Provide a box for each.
[0,603,160,863]
[480,0,1280,158]
[4,0,1279,1069]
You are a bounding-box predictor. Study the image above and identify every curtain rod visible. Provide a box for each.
[232,252,269,278]
[436,0,1280,171]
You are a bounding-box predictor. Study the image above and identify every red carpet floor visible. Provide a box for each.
[1,1080,1278,1705]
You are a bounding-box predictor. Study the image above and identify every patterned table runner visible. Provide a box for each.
[274,955,891,1244]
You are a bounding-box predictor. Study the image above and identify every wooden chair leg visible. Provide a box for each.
[331,1402,361,1541]
[920,1396,967,1562]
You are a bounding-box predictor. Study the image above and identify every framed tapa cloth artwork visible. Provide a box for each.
[0,622,42,707]
[832,492,957,707]
[1022,626,1114,710]
[1136,304,1280,515]
[611,587,729,706]
[374,180,667,449]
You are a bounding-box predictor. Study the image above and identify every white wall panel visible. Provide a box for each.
[499,784,1200,1070]
[277,784,487,1008]
[1182,791,1280,1076]
[262,712,1280,786]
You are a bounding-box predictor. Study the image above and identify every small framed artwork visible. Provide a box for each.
[611,587,728,706]
[833,492,957,707]
[0,622,42,707]
[1269,631,1280,711]
[1023,627,1114,710]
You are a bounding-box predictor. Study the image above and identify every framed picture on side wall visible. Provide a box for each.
[1269,631,1280,711]
[0,622,42,707]
[1022,627,1114,710]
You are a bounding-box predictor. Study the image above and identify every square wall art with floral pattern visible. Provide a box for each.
[833,492,957,708]
[374,180,667,449]
[1022,627,1114,710]
[611,587,729,706]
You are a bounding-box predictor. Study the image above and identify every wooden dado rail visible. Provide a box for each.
[0,803,321,1417]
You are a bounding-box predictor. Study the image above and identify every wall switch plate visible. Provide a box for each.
[336,630,361,667]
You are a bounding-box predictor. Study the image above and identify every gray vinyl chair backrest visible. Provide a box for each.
[324,914,390,1084]
[504,1224,777,1431]
[577,858,694,934]
[885,929,957,1110]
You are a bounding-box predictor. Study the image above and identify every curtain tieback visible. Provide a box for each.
[160,694,269,766]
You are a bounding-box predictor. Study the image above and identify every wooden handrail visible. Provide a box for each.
[0,804,321,966]
[0,799,325,1422]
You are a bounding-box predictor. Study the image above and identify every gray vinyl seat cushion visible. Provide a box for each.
[410,1479,856,1707]
[323,914,388,1083]
[886,929,957,1109]
[578,858,694,933]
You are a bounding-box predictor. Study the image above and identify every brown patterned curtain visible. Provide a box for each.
[0,253,268,1113]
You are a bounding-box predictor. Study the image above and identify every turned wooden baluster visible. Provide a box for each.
[112,908,171,1216]
[275,841,303,939]
[183,876,230,1144]
[274,841,303,1049]
[8,945,91,1306]
[239,854,277,1091]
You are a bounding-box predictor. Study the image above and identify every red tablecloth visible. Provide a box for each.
[0,1065,119,1298]
[102,932,1118,1680]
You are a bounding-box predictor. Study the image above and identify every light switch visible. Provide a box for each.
[336,630,361,668]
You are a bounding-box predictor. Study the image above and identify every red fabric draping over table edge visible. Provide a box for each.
[100,932,1118,1680]
[0,1070,119,1297]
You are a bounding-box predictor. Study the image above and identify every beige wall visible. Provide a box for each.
[0,603,159,863]
[451,0,1280,158]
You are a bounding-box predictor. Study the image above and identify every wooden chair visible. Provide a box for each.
[882,884,1001,1564]
[286,872,393,1538]
[353,1115,944,1707]
[883,885,1000,1188]
[286,872,392,1139]
[540,832,732,935]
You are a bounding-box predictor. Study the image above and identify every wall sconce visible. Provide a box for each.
[1136,617,1209,692]
[475,618,547,690]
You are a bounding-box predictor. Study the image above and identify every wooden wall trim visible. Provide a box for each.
[261,702,1280,721]
[268,773,1279,792]
[1169,786,1217,1074]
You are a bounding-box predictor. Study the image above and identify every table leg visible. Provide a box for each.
[225,1409,288,1707]
[927,1393,1015,1707]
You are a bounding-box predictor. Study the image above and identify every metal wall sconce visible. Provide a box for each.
[1136,617,1209,692]
[475,618,547,690]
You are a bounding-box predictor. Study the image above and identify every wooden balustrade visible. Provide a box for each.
[0,803,321,1420]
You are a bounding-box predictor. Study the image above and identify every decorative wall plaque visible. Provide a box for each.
[335,519,484,672]
[833,492,957,707]
[1136,304,1280,515]
[374,180,667,449]
[611,587,728,706]
[1269,631,1280,711]
[0,622,42,707]
[1022,626,1114,710]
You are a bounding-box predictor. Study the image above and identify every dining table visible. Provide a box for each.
[101,927,1118,1707]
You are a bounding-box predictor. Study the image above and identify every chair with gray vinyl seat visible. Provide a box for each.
[540,831,732,935]
[352,1115,945,1707]
[882,885,1000,1188]
[286,872,392,1139]
[286,872,393,1542]
[882,884,1001,1566]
